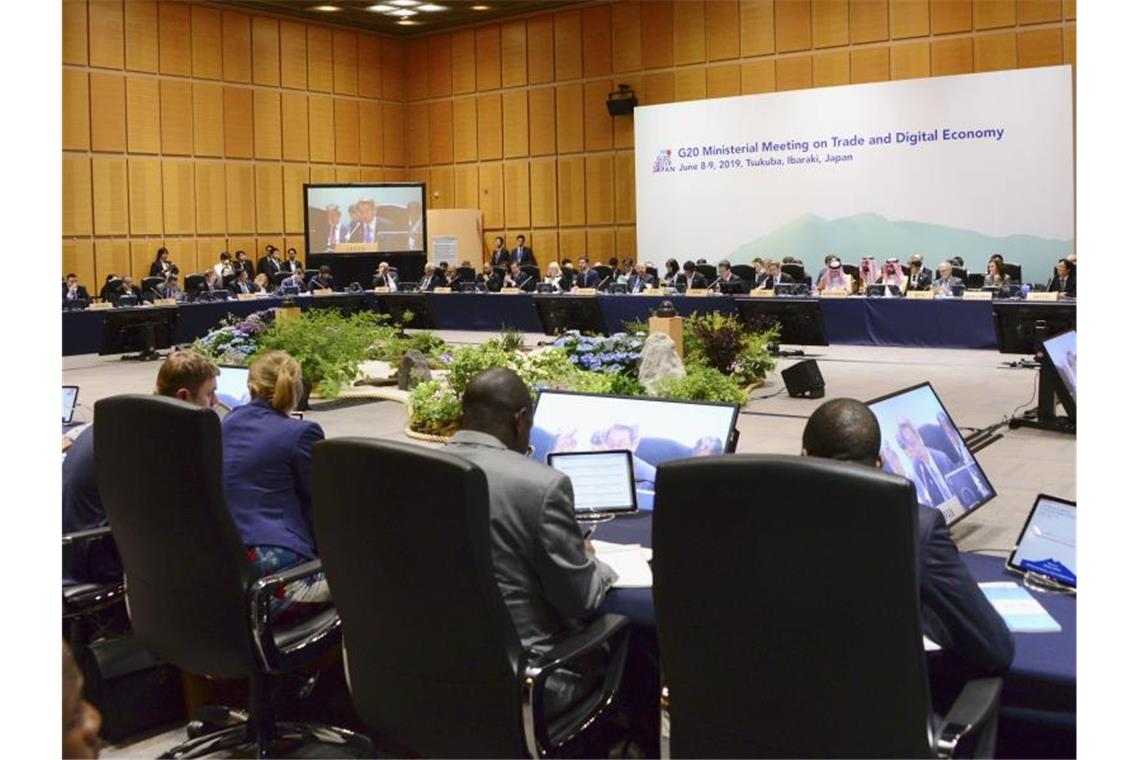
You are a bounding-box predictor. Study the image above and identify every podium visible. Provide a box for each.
[649,315,684,356]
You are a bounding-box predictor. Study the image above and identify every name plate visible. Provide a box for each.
[312,288,335,296]
[685,288,709,297]
[1027,291,1060,302]
[236,293,257,301]
[501,287,521,294]
[819,290,848,298]
[962,290,993,301]
[434,286,452,294]
[373,286,390,293]
[331,242,374,253]
[906,290,935,300]
[641,288,664,296]
[576,288,597,295]
[154,298,178,306]
[749,288,775,298]
[89,301,113,310]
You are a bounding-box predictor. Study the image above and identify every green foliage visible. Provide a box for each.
[683,312,779,385]
[657,363,749,406]
[256,310,385,398]
[499,325,526,352]
[407,380,463,437]
[570,371,617,395]
[445,340,525,396]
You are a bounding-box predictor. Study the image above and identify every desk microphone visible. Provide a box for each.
[516,275,533,290]
[596,275,611,292]
[709,276,722,291]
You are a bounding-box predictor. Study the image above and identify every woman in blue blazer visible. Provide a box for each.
[221,350,329,620]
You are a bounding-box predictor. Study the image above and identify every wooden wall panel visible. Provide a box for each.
[125,0,159,73]
[476,25,502,91]
[222,11,252,82]
[812,0,849,48]
[454,165,480,209]
[851,47,890,83]
[157,1,191,76]
[741,59,776,93]
[503,161,531,229]
[502,90,529,158]
[706,0,741,61]
[452,97,478,163]
[674,1,707,65]
[129,239,159,281]
[281,92,309,161]
[676,68,708,101]
[63,0,89,66]
[194,161,226,233]
[90,73,127,152]
[975,32,1018,71]
[92,157,129,235]
[159,79,192,155]
[255,164,283,234]
[225,163,256,233]
[531,230,558,262]
[282,164,309,233]
[528,88,556,156]
[477,94,504,160]
[128,158,163,234]
[251,16,280,86]
[559,229,587,265]
[643,71,675,105]
[707,63,742,97]
[89,0,125,70]
[777,55,812,90]
[614,153,635,224]
[406,37,429,99]
[557,156,586,227]
[62,156,94,236]
[850,0,889,43]
[359,100,383,166]
[192,82,224,156]
[430,100,454,165]
[1063,24,1075,64]
[814,50,850,86]
[161,160,196,235]
[530,158,558,228]
[190,6,222,79]
[554,10,583,81]
[642,1,674,69]
[582,5,613,76]
[583,79,614,151]
[63,70,90,151]
[382,37,404,101]
[527,15,554,84]
[932,37,974,75]
[585,229,614,266]
[741,0,776,57]
[890,0,930,39]
[429,34,453,98]
[126,76,160,154]
[95,240,132,286]
[335,98,362,164]
[335,166,359,184]
[501,20,528,87]
[358,34,382,98]
[406,103,430,166]
[585,155,614,225]
[775,0,812,52]
[253,90,281,160]
[555,84,584,154]
[63,240,96,288]
[383,103,404,165]
[975,0,1016,30]
[612,1,643,73]
[429,167,455,209]
[1018,28,1063,68]
[932,0,973,35]
[195,238,222,275]
[223,86,254,158]
[452,30,477,94]
[333,30,359,95]
[307,25,333,93]
[616,227,637,264]
[280,21,308,90]
[308,95,335,163]
[891,41,931,79]
[479,163,504,229]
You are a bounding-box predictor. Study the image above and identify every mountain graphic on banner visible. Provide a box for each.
[730,213,1073,284]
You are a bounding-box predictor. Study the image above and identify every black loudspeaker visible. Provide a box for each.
[782,359,825,399]
[606,96,637,116]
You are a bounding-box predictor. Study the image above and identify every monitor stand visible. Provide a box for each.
[119,323,166,362]
[1009,367,1074,435]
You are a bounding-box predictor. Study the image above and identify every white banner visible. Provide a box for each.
[634,66,1074,283]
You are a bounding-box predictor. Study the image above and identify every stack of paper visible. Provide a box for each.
[592,541,653,588]
[979,582,1063,633]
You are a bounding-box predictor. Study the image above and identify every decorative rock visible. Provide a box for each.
[397,350,433,391]
[638,332,685,394]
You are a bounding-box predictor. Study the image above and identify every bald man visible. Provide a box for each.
[801,398,1013,676]
[443,368,617,715]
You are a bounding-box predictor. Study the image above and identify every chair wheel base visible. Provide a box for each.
[161,721,372,759]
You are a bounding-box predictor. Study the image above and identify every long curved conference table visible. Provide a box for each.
[62,291,1074,356]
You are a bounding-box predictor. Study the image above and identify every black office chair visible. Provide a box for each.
[966,273,985,289]
[593,265,614,284]
[93,395,369,758]
[521,264,541,282]
[311,438,631,758]
[646,266,659,280]
[695,264,717,280]
[62,527,126,655]
[653,455,1002,758]
[183,274,205,294]
[843,263,862,284]
[1003,262,1022,283]
[780,263,807,283]
[142,276,164,293]
[952,266,968,282]
[303,268,321,283]
[222,273,237,288]
[271,271,291,286]
[730,265,754,282]
[453,266,477,282]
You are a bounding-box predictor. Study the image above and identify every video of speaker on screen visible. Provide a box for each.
[306,185,425,254]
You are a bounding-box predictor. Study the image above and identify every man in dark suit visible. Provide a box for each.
[907,254,933,291]
[283,248,303,274]
[575,257,600,288]
[801,398,1014,676]
[274,270,305,295]
[503,261,536,292]
[761,260,786,289]
[626,262,658,293]
[895,419,955,506]
[931,261,963,297]
[490,236,510,267]
[677,260,708,292]
[234,250,255,280]
[374,261,399,290]
[477,263,502,292]
[751,258,768,287]
[258,247,283,278]
[511,234,536,266]
[713,259,741,292]
[230,269,255,296]
[62,273,90,304]
[1047,258,1076,296]
[418,263,442,292]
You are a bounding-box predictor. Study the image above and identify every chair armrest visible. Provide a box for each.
[247,559,331,672]
[936,677,1003,758]
[522,614,632,758]
[62,525,113,545]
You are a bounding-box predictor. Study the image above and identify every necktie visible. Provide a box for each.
[919,461,944,504]
[365,224,373,244]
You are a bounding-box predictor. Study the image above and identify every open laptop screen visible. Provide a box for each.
[62,386,79,424]
[547,450,637,517]
[1007,494,1076,589]
[216,366,251,410]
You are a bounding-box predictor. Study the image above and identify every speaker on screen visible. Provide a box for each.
[782,360,825,399]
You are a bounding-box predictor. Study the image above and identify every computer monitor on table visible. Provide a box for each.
[62,386,79,425]
[1041,329,1076,419]
[866,382,996,526]
[215,365,252,410]
[1006,494,1076,590]
[547,450,638,519]
[530,390,740,512]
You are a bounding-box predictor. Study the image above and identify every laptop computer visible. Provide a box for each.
[62,386,80,425]
[547,450,638,519]
[1006,494,1076,591]
[215,365,252,411]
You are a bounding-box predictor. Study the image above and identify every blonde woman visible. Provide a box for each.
[221,351,330,621]
[252,272,270,294]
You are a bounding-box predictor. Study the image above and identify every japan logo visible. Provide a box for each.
[652,149,674,173]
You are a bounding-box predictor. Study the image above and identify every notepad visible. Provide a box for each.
[979,582,1062,633]
[592,541,653,588]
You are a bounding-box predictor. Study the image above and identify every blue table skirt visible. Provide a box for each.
[63,293,1031,355]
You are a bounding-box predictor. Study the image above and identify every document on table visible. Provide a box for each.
[592,541,653,588]
[979,582,1063,633]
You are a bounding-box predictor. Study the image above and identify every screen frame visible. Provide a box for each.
[1005,493,1076,589]
[1040,329,1076,420]
[865,381,997,525]
[303,182,427,258]
[215,364,252,412]
[547,449,639,517]
[532,388,742,454]
[62,385,79,424]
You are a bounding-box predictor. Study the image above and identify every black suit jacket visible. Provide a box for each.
[230,279,254,296]
[491,248,511,268]
[908,267,933,291]
[258,257,283,277]
[679,272,709,291]
[63,284,90,302]
[626,273,658,293]
[148,261,171,278]
[237,260,256,279]
[477,273,502,292]
[918,508,1014,674]
[576,269,600,288]
[284,259,303,274]
[1048,272,1076,296]
[510,246,536,266]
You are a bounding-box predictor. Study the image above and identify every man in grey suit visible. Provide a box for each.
[443,368,617,715]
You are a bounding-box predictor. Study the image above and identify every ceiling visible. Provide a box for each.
[212,0,585,37]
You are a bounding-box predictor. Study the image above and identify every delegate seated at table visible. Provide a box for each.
[542,262,565,292]
[983,259,1010,288]
[626,262,657,293]
[477,263,502,292]
[1047,258,1076,297]
[819,259,854,294]
[857,257,880,293]
[418,263,444,292]
[801,398,1014,676]
[931,261,964,297]
[677,261,708,291]
[907,254,933,291]
[62,274,90,304]
[575,257,600,289]
[503,262,536,292]
[878,258,909,293]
